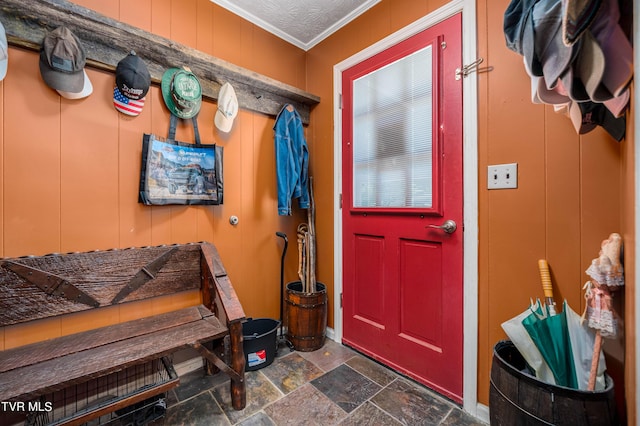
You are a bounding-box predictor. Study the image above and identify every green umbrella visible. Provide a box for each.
[522,302,578,389]
[501,299,556,384]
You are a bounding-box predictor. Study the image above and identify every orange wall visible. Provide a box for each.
[0,0,307,346]
[306,0,634,415]
[0,0,635,419]
[621,88,636,426]
[2,291,202,349]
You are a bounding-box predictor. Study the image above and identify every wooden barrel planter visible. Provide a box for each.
[490,340,618,426]
[285,281,327,352]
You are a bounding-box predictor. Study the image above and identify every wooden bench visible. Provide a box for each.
[0,242,246,425]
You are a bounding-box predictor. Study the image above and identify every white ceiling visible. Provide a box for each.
[210,0,382,51]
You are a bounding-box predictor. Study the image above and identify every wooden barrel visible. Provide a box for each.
[285,281,327,352]
[490,340,618,425]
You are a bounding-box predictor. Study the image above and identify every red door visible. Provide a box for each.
[342,14,463,402]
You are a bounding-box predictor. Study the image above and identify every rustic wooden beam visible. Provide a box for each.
[0,0,320,123]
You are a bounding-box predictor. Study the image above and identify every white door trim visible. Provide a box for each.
[332,0,484,420]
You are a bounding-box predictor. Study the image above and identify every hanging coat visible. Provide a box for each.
[274,104,309,215]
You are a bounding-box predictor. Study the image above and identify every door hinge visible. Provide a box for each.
[340,292,343,308]
[339,93,343,109]
[339,193,342,209]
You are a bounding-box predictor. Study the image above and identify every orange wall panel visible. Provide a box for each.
[354,2,392,48]
[580,132,622,252]
[170,0,198,47]
[621,91,636,425]
[119,0,152,31]
[119,299,154,323]
[4,317,62,349]
[210,107,244,286]
[212,7,246,64]
[150,290,202,315]
[151,0,172,40]
[544,107,582,307]
[475,0,491,404]
[0,290,202,351]
[117,98,153,248]
[60,68,120,252]
[195,0,214,55]
[252,26,306,88]
[390,0,429,32]
[75,0,118,19]
[3,48,62,257]
[60,305,120,336]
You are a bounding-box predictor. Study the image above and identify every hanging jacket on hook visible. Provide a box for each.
[274,104,309,215]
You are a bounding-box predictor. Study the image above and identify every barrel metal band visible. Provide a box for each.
[288,333,326,341]
[489,378,555,426]
[285,300,326,309]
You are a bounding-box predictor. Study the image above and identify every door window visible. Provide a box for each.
[352,46,434,209]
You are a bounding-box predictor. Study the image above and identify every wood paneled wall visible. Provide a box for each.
[0,0,634,420]
[0,0,308,349]
[621,90,636,426]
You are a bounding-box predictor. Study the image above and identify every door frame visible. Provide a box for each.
[332,0,483,419]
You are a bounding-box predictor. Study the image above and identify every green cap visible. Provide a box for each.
[161,67,202,119]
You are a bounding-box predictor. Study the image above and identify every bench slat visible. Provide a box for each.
[0,315,227,402]
[0,305,219,374]
[0,245,203,326]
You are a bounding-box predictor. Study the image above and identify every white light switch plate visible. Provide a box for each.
[488,163,518,189]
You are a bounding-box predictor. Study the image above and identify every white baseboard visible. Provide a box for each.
[475,402,490,424]
[326,326,336,341]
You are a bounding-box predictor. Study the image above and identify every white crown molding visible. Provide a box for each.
[304,0,382,50]
[209,0,381,51]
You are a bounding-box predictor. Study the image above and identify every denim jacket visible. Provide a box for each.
[274,104,309,215]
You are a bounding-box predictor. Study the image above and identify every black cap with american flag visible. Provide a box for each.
[113,51,150,116]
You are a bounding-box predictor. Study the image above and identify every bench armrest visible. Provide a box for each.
[200,242,245,325]
[199,242,246,410]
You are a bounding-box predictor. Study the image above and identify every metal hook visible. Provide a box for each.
[455,57,493,80]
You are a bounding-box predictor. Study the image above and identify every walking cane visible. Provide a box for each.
[276,232,294,351]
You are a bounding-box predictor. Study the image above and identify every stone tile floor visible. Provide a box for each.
[153,339,487,426]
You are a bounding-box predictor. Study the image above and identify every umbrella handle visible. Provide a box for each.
[538,259,556,316]
[588,331,603,391]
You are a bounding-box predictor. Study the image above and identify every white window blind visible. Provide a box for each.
[352,45,433,208]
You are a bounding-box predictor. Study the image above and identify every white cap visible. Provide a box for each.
[215,82,238,133]
[56,69,93,99]
[0,21,8,81]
